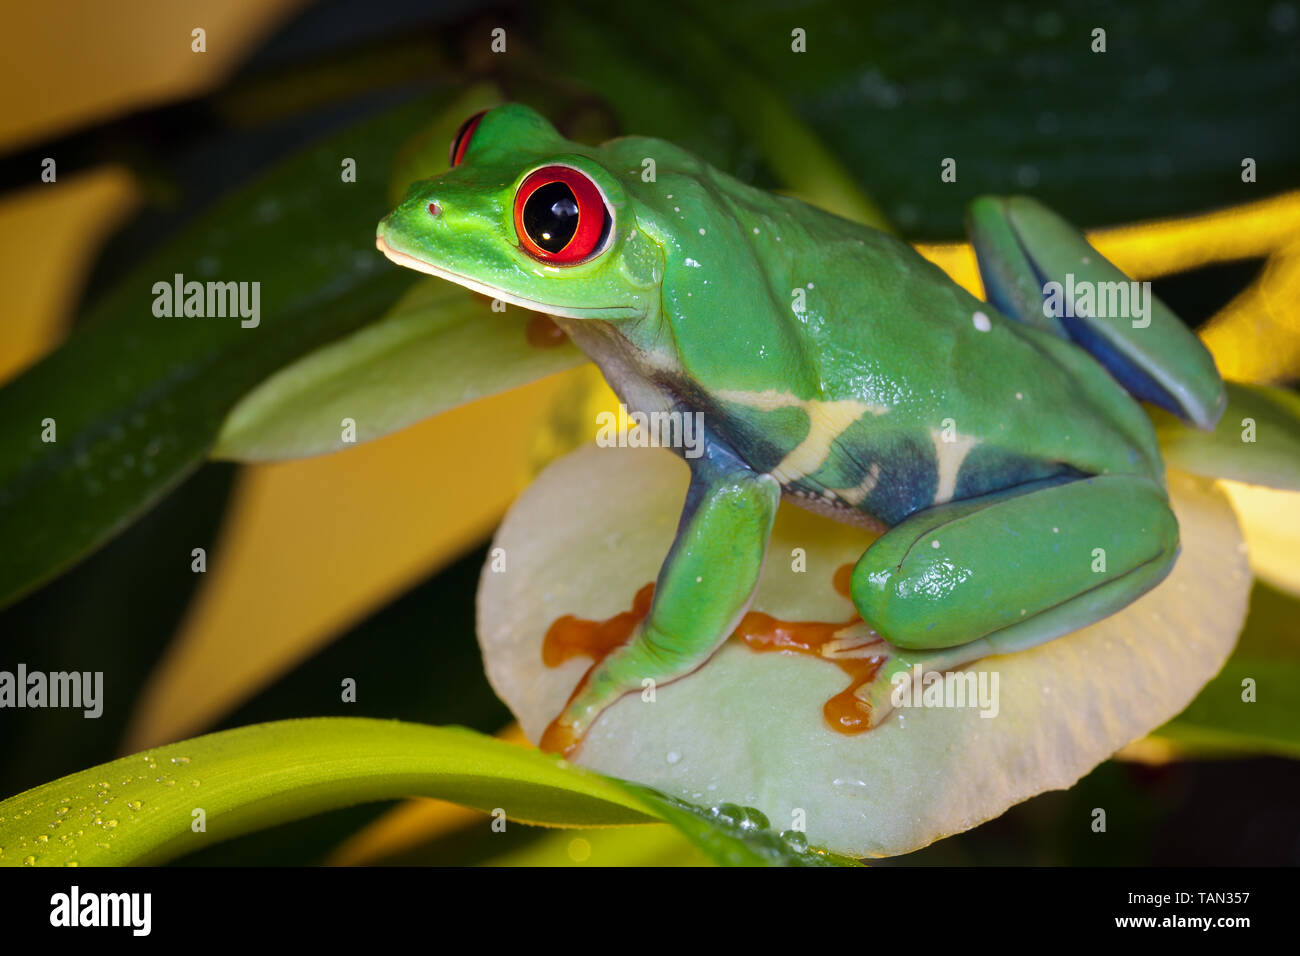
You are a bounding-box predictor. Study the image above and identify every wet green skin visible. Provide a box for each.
[377,104,1226,749]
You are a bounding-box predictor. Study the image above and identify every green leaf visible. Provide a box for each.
[622,784,863,867]
[0,94,476,610]
[0,719,653,867]
[180,544,512,865]
[0,718,858,867]
[1154,382,1300,491]
[0,464,234,801]
[1154,581,1300,758]
[213,279,584,461]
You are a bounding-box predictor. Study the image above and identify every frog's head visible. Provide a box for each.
[376,104,662,320]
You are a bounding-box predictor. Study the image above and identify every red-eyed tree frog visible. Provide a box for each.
[376,104,1226,755]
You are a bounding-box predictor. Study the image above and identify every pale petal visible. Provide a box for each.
[478,445,1249,857]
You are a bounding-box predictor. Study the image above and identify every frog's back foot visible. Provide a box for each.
[966,195,1227,431]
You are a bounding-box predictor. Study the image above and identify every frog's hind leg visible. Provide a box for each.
[965,195,1226,430]
[851,472,1178,654]
[846,471,1179,725]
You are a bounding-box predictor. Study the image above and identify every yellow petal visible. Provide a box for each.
[0,0,302,151]
[0,168,139,383]
[1221,479,1300,596]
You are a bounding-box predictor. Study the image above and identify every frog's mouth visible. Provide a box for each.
[375,235,636,320]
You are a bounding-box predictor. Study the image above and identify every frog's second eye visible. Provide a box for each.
[513,165,611,264]
[448,110,487,167]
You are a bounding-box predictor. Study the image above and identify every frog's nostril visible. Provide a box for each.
[427,201,442,218]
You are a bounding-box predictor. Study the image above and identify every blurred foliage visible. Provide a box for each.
[0,464,235,799]
[0,0,1297,865]
[1157,582,1300,758]
[0,96,449,607]
[538,0,1299,235]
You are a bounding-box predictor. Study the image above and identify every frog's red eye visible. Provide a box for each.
[513,165,611,264]
[448,110,486,168]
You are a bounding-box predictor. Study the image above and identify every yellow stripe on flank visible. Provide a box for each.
[832,461,881,506]
[713,389,806,412]
[715,389,889,483]
[930,429,979,504]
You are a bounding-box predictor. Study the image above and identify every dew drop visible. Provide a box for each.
[780,830,808,853]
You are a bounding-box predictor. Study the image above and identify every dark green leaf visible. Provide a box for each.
[0,95,453,608]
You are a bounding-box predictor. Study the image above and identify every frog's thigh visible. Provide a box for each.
[851,474,1179,651]
[966,195,1225,429]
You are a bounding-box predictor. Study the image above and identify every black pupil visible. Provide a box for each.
[523,182,581,253]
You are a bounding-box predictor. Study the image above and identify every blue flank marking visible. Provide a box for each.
[1059,312,1185,418]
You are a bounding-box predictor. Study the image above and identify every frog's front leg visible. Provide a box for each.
[848,473,1178,713]
[540,439,780,756]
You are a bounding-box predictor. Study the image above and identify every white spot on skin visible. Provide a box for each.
[1016,392,1024,400]
[698,228,706,235]
[753,227,760,234]
[931,539,941,549]
[684,258,702,268]
[972,310,992,332]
